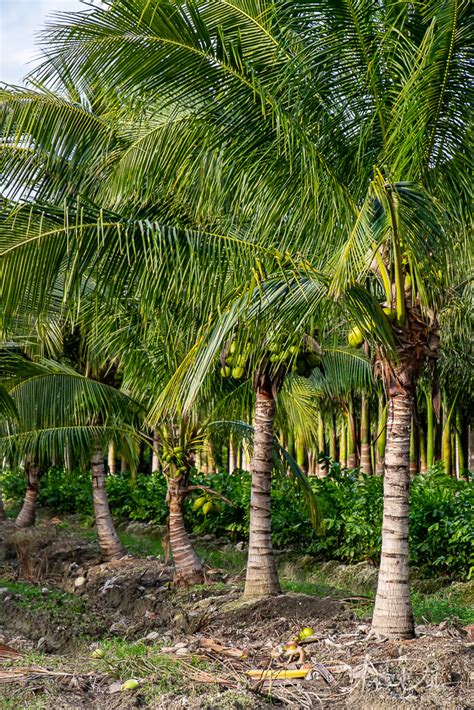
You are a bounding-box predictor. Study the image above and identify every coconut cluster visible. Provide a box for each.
[220,339,320,380]
[347,306,397,347]
[163,446,186,472]
[192,494,219,515]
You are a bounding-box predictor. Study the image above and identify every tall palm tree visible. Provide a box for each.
[0,0,470,635]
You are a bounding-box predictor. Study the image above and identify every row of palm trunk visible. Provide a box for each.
[4,352,421,639]
[270,391,468,479]
[10,446,124,563]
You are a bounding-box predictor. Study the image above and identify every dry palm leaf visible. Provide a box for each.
[0,667,101,684]
[0,643,23,660]
[198,638,248,659]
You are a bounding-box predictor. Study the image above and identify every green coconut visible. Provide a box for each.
[347,326,364,348]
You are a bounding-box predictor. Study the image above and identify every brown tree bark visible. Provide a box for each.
[15,461,40,529]
[244,390,281,598]
[167,475,204,587]
[91,444,126,562]
[372,378,415,639]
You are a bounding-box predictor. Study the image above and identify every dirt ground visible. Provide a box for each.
[0,520,472,709]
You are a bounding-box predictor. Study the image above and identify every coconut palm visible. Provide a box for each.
[0,349,143,559]
[0,0,471,635]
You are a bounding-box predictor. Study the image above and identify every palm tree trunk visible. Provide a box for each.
[329,412,337,462]
[375,394,387,475]
[340,418,347,467]
[295,433,306,472]
[347,401,357,469]
[15,462,40,529]
[207,440,217,474]
[0,472,6,522]
[419,425,427,472]
[360,393,372,475]
[64,442,73,471]
[152,430,160,472]
[426,387,435,467]
[470,426,474,472]
[168,475,204,587]
[456,412,467,476]
[244,390,281,598]
[91,444,125,562]
[441,407,452,475]
[317,413,327,477]
[409,417,418,477]
[108,441,116,475]
[228,440,237,473]
[372,388,414,639]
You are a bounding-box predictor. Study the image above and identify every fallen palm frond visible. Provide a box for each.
[0,667,103,685]
[198,638,248,659]
[181,668,239,687]
[0,643,23,660]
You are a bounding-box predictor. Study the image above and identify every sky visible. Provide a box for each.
[1,0,81,84]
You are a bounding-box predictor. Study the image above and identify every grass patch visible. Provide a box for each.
[352,588,474,626]
[280,578,346,598]
[0,578,85,617]
[195,545,246,575]
[118,531,164,558]
[91,637,225,701]
[57,524,474,628]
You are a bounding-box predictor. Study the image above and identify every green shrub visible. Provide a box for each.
[2,464,472,580]
[1,468,27,507]
[184,470,251,539]
[409,470,473,579]
[308,471,383,563]
[38,468,93,515]
[106,472,168,524]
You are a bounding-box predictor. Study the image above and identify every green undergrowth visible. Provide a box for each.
[0,638,260,709]
[3,465,472,580]
[89,638,248,705]
[0,578,85,620]
[283,573,473,625]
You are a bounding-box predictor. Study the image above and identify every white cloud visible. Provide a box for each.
[1,0,82,84]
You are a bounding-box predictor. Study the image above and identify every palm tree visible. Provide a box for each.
[0,0,470,635]
[0,350,142,560]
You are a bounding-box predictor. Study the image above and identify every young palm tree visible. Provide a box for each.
[0,352,142,559]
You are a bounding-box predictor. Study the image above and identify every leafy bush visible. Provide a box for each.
[308,471,383,563]
[106,472,168,524]
[2,464,472,579]
[184,471,251,539]
[409,470,473,579]
[38,468,93,515]
[1,468,27,507]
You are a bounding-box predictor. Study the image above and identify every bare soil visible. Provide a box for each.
[0,520,472,709]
